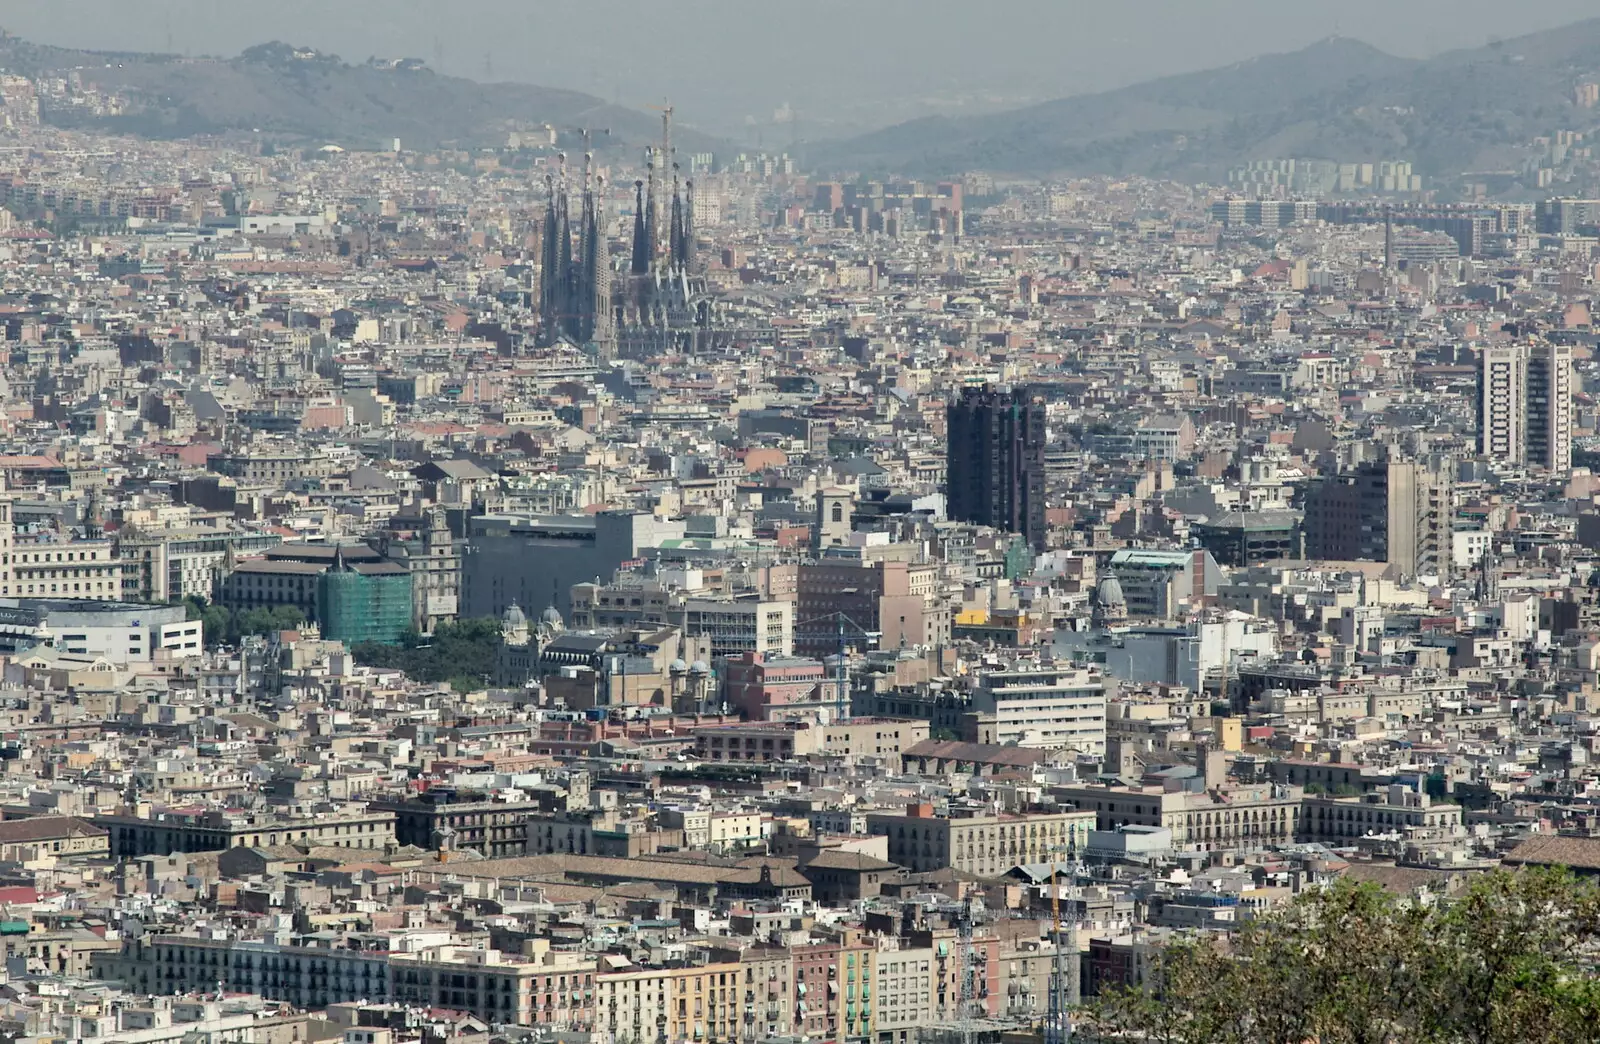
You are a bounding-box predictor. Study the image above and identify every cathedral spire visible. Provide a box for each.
[682,178,696,272]
[589,174,614,355]
[538,172,561,346]
[630,178,650,276]
[577,149,597,343]
[643,149,659,277]
[669,164,685,270]
[658,107,673,266]
[556,154,576,341]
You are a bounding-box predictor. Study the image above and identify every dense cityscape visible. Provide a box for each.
[0,9,1595,1044]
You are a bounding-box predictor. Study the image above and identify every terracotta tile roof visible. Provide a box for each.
[1503,834,1600,871]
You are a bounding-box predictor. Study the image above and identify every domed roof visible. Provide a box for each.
[502,602,527,629]
[690,660,710,674]
[540,605,565,630]
[1095,575,1126,607]
[670,658,689,673]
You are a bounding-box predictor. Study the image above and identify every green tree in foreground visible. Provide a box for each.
[1081,868,1600,1044]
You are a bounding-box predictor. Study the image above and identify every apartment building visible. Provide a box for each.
[1056,780,1303,852]
[792,940,876,1042]
[205,449,335,484]
[101,935,599,1029]
[0,815,108,862]
[970,666,1107,753]
[720,652,827,719]
[709,810,764,851]
[95,804,396,858]
[6,526,129,600]
[1478,345,1525,463]
[373,793,547,857]
[1476,342,1573,472]
[874,946,935,1042]
[692,718,929,764]
[694,721,818,762]
[1526,342,1574,472]
[597,965,673,1043]
[390,944,592,1028]
[1104,548,1220,620]
[867,804,1097,875]
[1302,455,1453,577]
[794,554,946,656]
[116,528,281,602]
[731,946,794,1040]
[97,934,392,1012]
[597,962,743,1044]
[675,598,794,657]
[1300,787,1463,843]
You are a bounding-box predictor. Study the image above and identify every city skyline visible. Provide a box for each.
[0,8,1591,1044]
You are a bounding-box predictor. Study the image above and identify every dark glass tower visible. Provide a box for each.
[946,386,1047,550]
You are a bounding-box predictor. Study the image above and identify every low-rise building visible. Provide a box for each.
[0,815,108,861]
[95,804,396,858]
[867,804,1097,875]
[1300,787,1463,842]
[1055,780,1303,852]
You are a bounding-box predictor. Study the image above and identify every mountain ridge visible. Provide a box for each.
[809,21,1600,182]
[0,35,720,154]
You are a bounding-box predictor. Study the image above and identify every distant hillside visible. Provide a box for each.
[811,23,1600,181]
[0,36,717,153]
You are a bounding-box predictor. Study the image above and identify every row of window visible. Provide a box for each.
[7,582,114,596]
[6,549,105,563]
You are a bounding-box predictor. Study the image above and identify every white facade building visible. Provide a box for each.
[971,666,1107,753]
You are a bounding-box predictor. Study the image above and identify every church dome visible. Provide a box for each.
[541,605,565,631]
[502,602,528,630]
[1095,575,1126,607]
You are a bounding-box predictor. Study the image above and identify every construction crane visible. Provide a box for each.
[1047,859,1064,1044]
[1045,848,1081,1044]
[794,612,880,721]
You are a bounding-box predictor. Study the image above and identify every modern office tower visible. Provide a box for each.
[1476,343,1573,472]
[946,386,1047,550]
[1477,345,1526,464]
[1536,198,1600,236]
[1526,343,1574,473]
[1302,455,1453,577]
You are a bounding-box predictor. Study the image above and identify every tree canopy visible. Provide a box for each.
[350,617,503,691]
[1081,867,1600,1044]
[182,595,304,649]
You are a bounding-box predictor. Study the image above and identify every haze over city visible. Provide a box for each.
[1,0,1597,135]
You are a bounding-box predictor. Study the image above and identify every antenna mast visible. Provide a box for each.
[956,898,978,1044]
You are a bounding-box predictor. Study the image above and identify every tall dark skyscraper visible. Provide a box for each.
[946,386,1047,550]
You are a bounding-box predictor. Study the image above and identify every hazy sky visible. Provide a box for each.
[0,0,1596,137]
